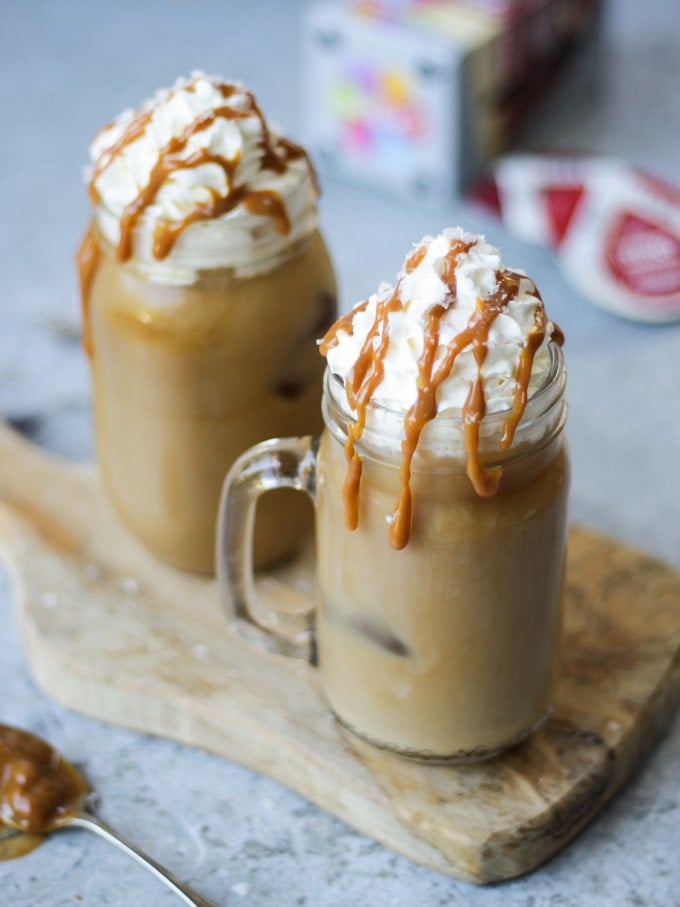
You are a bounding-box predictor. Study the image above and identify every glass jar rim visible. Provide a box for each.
[322,342,567,463]
[91,218,318,284]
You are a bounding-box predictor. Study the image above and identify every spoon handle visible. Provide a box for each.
[67,811,217,907]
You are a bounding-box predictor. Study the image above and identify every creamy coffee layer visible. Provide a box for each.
[315,424,569,757]
[89,231,335,571]
[79,74,337,573]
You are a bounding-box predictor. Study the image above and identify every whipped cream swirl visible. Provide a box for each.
[320,227,564,547]
[324,227,558,416]
[87,73,318,280]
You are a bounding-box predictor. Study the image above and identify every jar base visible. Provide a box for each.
[332,708,553,764]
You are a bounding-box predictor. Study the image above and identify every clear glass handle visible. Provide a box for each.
[216,435,318,662]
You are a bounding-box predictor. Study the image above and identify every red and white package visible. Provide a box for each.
[491,154,619,247]
[484,153,680,323]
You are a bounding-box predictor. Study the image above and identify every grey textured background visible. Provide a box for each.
[0,1,678,905]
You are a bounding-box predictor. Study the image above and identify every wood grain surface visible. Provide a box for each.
[0,421,677,884]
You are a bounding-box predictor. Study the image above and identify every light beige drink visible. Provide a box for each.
[78,74,337,572]
[314,365,568,758]
[219,227,569,761]
[86,229,335,572]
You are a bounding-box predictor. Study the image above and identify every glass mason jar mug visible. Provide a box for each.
[80,219,337,574]
[218,345,569,761]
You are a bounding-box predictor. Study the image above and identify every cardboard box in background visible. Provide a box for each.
[302,0,603,203]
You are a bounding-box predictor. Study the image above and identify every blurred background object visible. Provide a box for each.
[303,0,602,201]
[486,153,680,322]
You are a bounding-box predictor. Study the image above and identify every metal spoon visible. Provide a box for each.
[0,724,217,907]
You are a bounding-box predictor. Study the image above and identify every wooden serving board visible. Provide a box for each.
[0,420,678,885]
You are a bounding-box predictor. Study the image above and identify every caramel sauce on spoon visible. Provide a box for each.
[0,724,88,859]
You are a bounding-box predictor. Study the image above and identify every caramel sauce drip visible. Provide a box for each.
[76,222,100,358]
[319,299,369,356]
[320,239,563,548]
[88,105,158,205]
[88,76,310,262]
[404,242,428,272]
[0,725,88,857]
[500,302,549,450]
[332,287,404,530]
[242,189,291,235]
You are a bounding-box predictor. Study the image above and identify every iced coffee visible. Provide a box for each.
[77,73,337,572]
[218,227,568,761]
[316,228,569,759]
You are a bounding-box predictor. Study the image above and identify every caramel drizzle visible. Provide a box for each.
[75,222,100,358]
[319,299,370,357]
[88,77,310,262]
[320,239,562,548]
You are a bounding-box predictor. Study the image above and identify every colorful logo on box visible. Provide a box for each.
[329,62,428,160]
[350,1,428,24]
